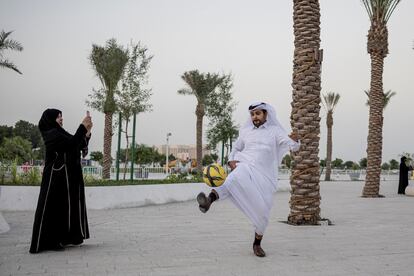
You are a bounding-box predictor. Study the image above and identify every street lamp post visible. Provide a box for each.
[166,132,172,174]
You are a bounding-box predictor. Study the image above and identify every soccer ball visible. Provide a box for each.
[202,163,227,187]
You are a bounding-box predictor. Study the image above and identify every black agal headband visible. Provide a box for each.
[248,102,266,111]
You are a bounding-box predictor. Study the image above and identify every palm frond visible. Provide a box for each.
[361,0,401,23]
[383,89,396,109]
[0,30,23,51]
[0,59,22,74]
[364,89,396,109]
[322,92,340,112]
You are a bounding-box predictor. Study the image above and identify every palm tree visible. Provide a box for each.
[178,70,223,173]
[89,39,128,179]
[288,0,323,225]
[364,89,396,109]
[322,92,340,181]
[0,30,23,74]
[361,0,400,197]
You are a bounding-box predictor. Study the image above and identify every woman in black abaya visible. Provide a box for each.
[30,109,93,253]
[398,156,413,195]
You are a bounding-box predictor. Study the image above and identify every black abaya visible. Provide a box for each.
[30,109,90,253]
[398,157,412,195]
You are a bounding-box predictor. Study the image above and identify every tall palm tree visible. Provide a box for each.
[289,0,323,225]
[178,70,223,173]
[322,92,340,181]
[0,30,23,74]
[89,39,128,179]
[361,0,400,197]
[364,89,396,109]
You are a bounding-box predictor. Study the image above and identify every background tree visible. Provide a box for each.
[361,0,401,197]
[289,0,323,225]
[359,157,368,169]
[202,153,218,166]
[0,136,32,163]
[88,38,129,179]
[381,162,390,170]
[322,92,340,181]
[282,154,292,169]
[90,151,103,165]
[332,158,344,169]
[178,70,224,173]
[0,125,13,145]
[344,160,355,170]
[13,120,42,149]
[389,159,398,170]
[0,30,23,74]
[364,89,396,109]
[117,42,153,179]
[205,74,238,165]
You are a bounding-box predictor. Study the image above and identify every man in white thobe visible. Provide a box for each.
[197,102,300,257]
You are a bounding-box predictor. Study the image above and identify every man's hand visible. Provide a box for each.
[289,132,299,142]
[228,161,239,170]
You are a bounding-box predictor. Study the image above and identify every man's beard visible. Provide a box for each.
[253,120,265,128]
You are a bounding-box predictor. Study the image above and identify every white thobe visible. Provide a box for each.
[215,121,300,235]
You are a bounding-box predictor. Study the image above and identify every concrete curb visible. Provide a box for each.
[0,180,291,211]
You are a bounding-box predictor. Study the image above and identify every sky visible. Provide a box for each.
[1,0,413,163]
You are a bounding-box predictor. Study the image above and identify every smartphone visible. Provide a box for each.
[86,111,90,117]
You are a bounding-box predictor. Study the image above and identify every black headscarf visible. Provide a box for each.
[38,108,63,132]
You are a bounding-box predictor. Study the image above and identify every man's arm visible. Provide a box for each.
[227,134,244,170]
[277,131,300,152]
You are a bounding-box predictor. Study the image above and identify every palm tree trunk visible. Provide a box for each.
[325,112,333,181]
[102,112,113,179]
[363,53,384,197]
[288,0,322,225]
[195,103,205,174]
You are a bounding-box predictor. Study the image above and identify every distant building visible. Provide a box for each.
[155,144,211,160]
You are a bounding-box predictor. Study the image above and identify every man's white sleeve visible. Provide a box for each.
[228,134,244,161]
[277,133,300,152]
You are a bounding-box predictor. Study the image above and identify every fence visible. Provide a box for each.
[1,165,400,182]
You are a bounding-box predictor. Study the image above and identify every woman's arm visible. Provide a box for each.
[47,124,88,152]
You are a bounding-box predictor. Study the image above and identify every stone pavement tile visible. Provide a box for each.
[1,180,414,276]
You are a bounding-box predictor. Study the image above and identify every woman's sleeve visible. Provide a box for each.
[51,124,88,151]
[81,134,91,158]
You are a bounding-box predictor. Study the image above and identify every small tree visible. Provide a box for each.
[90,151,103,165]
[205,74,238,165]
[118,42,153,179]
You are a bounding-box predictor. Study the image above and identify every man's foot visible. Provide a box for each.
[197,192,211,213]
[253,244,266,257]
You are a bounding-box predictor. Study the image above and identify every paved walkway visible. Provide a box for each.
[1,181,413,276]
